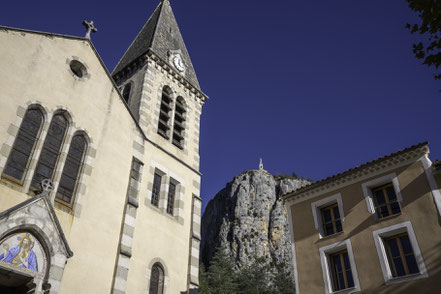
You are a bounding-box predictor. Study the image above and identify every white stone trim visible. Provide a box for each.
[190,265,198,276]
[419,155,441,217]
[319,239,361,294]
[191,246,200,258]
[361,173,402,218]
[311,193,344,238]
[372,221,428,285]
[150,160,185,185]
[285,203,300,294]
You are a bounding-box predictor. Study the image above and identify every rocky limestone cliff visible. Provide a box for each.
[201,169,307,275]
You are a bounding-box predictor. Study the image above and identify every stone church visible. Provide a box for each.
[0,0,206,293]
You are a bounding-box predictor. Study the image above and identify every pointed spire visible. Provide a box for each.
[113,0,200,89]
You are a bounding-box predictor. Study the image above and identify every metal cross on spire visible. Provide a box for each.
[82,20,98,40]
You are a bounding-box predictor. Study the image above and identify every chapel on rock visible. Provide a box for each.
[0,0,205,293]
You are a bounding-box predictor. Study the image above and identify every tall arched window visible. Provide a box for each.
[149,263,165,294]
[172,97,186,149]
[2,108,43,183]
[56,133,87,205]
[157,87,172,139]
[122,83,132,104]
[31,113,68,190]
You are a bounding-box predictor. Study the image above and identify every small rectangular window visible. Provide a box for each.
[151,173,162,207]
[321,203,342,236]
[372,183,401,219]
[329,250,355,291]
[384,233,419,277]
[319,239,361,293]
[167,182,176,215]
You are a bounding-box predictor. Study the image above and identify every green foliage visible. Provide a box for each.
[199,264,210,294]
[406,0,441,79]
[199,249,238,294]
[236,258,271,294]
[273,262,296,294]
[199,250,296,294]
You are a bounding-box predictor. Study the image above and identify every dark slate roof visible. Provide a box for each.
[112,0,200,89]
[283,142,429,198]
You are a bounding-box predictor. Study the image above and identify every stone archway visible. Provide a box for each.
[0,192,73,294]
[0,232,49,294]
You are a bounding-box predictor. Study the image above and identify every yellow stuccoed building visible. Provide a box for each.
[0,1,205,293]
[283,143,441,294]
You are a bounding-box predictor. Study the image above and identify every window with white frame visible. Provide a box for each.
[311,193,345,238]
[361,173,403,219]
[319,239,361,294]
[372,221,428,284]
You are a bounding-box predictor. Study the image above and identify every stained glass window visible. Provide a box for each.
[31,114,68,190]
[149,263,164,294]
[2,108,43,183]
[56,134,87,204]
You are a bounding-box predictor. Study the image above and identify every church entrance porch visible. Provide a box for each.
[0,265,35,293]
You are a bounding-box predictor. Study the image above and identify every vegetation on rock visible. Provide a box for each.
[199,249,295,294]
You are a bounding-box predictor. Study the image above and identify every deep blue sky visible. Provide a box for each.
[1,1,440,211]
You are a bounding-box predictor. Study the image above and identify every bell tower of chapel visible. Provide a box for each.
[112,0,207,292]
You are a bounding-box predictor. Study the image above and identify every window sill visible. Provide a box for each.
[0,178,25,193]
[385,272,428,285]
[374,212,402,222]
[54,200,73,215]
[319,230,344,241]
[146,200,183,225]
[330,287,359,294]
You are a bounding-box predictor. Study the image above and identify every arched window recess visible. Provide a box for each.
[30,112,69,192]
[172,97,186,149]
[157,87,173,139]
[149,263,165,294]
[122,82,132,104]
[2,107,44,184]
[55,132,88,206]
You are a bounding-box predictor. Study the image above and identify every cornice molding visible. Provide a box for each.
[284,144,429,205]
[113,50,208,105]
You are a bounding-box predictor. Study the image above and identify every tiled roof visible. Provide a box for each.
[283,142,429,199]
[112,0,200,89]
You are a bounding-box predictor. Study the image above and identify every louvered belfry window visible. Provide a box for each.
[122,83,131,103]
[56,134,87,204]
[31,113,68,190]
[149,263,165,294]
[2,108,43,183]
[172,97,186,149]
[157,88,172,139]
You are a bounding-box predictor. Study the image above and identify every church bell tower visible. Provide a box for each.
[112,0,207,292]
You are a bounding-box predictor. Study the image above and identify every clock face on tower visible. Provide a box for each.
[173,54,185,72]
